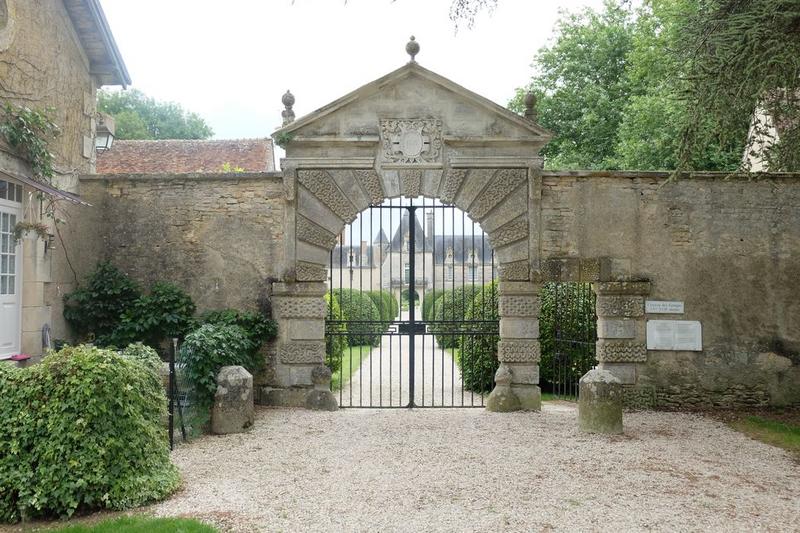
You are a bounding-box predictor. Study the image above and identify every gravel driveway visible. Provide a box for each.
[150,404,800,532]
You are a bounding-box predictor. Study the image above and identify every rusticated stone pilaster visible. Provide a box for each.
[592,280,650,385]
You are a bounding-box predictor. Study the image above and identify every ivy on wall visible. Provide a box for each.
[0,102,60,181]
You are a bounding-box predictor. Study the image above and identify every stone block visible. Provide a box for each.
[305,365,338,411]
[511,384,541,411]
[288,319,325,340]
[597,319,636,339]
[507,362,539,384]
[258,386,310,407]
[21,306,51,333]
[212,366,254,435]
[486,366,521,412]
[597,362,637,385]
[500,317,539,339]
[578,368,623,435]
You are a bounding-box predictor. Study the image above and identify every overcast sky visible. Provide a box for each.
[99,0,606,145]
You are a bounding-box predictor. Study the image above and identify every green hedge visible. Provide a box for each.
[367,290,398,322]
[422,289,442,321]
[0,345,178,523]
[431,285,478,348]
[324,292,348,374]
[458,282,499,392]
[539,282,597,389]
[336,289,383,346]
[198,309,277,359]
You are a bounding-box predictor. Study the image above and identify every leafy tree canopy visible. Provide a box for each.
[97,88,213,140]
[504,0,798,172]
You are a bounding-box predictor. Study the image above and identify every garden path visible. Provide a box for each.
[338,309,486,407]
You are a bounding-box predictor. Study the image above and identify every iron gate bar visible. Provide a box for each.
[326,196,499,408]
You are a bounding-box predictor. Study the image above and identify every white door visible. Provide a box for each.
[0,204,21,358]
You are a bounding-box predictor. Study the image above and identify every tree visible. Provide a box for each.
[510,2,637,169]
[509,0,746,171]
[674,0,800,171]
[97,89,213,140]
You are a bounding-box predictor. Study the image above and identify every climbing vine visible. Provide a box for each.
[0,103,60,180]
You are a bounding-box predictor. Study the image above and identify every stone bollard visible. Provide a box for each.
[578,368,623,434]
[305,365,338,411]
[486,365,521,412]
[212,366,254,435]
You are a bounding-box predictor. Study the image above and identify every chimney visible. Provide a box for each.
[425,210,434,242]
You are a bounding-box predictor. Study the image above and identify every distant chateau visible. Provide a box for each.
[329,210,496,305]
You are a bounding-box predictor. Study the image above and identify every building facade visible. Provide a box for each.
[0,0,129,361]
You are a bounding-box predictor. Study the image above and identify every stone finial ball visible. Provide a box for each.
[524,91,536,109]
[311,365,332,385]
[406,36,420,61]
[282,90,295,107]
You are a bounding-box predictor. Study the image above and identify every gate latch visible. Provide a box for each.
[397,322,427,335]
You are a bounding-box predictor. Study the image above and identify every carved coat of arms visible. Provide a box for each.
[380,118,442,164]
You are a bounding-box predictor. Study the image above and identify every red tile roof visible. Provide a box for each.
[96,139,275,174]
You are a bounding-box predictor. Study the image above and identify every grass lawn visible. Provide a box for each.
[729,415,800,459]
[45,516,216,532]
[331,344,372,390]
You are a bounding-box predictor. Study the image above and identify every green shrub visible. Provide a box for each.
[539,282,597,389]
[367,290,398,322]
[431,285,478,348]
[422,289,442,321]
[120,342,162,370]
[324,292,347,374]
[458,282,499,392]
[102,282,196,349]
[199,309,277,357]
[179,324,254,413]
[63,262,141,341]
[0,345,178,523]
[336,289,383,346]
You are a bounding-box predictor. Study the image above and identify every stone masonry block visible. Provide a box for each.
[500,318,539,339]
[212,366,254,435]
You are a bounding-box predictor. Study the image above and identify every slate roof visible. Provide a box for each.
[431,235,492,265]
[330,245,384,268]
[96,139,275,174]
[390,211,426,251]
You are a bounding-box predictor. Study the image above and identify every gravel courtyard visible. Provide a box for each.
[150,404,800,532]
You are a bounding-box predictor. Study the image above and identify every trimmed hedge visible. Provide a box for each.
[431,285,478,348]
[458,282,499,392]
[0,345,179,522]
[422,289,442,321]
[367,290,398,322]
[538,282,597,389]
[336,289,383,346]
[324,292,348,374]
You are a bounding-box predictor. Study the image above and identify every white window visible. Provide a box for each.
[404,262,410,282]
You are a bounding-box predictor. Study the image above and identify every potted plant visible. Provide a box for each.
[12,221,49,244]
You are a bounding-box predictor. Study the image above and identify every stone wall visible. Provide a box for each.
[73,167,800,408]
[78,172,285,313]
[538,171,800,408]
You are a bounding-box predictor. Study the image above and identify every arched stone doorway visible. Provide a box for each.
[267,56,552,412]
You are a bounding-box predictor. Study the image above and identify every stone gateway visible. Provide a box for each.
[76,41,800,411]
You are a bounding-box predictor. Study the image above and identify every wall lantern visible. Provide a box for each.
[95,112,116,152]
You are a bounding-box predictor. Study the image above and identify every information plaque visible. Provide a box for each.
[646,320,702,351]
[645,300,685,314]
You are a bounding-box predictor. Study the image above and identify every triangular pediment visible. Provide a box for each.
[273,62,552,145]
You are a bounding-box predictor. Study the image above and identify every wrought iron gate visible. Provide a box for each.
[325,197,498,408]
[541,282,597,399]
